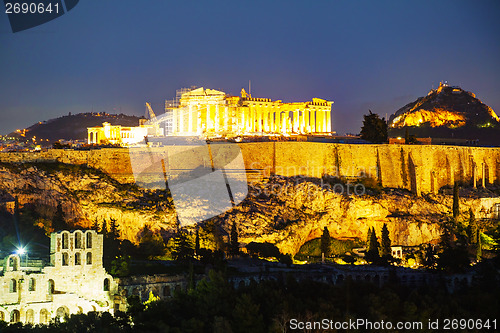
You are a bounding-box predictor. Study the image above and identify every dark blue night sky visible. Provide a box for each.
[1,0,499,135]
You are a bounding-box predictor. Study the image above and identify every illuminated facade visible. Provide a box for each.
[164,87,333,137]
[0,230,117,324]
[87,121,162,145]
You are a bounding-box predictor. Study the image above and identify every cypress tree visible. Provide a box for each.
[320,227,332,258]
[366,227,373,248]
[230,222,239,255]
[380,223,392,258]
[366,227,380,262]
[195,228,200,256]
[468,209,478,245]
[452,182,460,221]
[52,203,68,231]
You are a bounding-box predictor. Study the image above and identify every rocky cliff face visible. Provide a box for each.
[1,162,498,255]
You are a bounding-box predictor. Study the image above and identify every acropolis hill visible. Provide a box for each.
[1,143,499,255]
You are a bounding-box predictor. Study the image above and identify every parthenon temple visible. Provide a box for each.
[163,87,333,137]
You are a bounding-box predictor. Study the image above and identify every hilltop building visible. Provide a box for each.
[0,230,117,324]
[163,87,333,137]
[87,87,334,144]
[87,121,161,145]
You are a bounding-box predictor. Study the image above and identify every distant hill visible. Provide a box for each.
[9,113,144,143]
[388,83,500,145]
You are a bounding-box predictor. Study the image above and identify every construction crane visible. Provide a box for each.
[145,102,157,123]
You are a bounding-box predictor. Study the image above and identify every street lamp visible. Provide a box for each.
[15,246,28,267]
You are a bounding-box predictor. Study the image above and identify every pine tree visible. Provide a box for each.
[452,182,460,221]
[366,227,380,262]
[360,110,388,143]
[101,218,108,237]
[109,217,119,240]
[320,227,331,258]
[171,230,193,260]
[91,218,100,232]
[230,222,239,255]
[380,223,392,258]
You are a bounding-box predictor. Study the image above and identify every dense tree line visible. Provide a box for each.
[1,264,499,332]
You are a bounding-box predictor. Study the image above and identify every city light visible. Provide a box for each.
[16,246,26,256]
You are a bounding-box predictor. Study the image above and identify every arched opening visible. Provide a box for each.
[238,280,246,289]
[86,232,92,249]
[77,306,83,314]
[337,274,344,283]
[163,285,171,297]
[40,309,50,324]
[62,232,69,250]
[48,279,55,294]
[132,288,139,296]
[104,278,110,291]
[75,232,82,249]
[175,284,181,293]
[29,278,36,291]
[8,255,19,271]
[62,252,69,266]
[86,252,92,265]
[56,306,69,321]
[25,309,34,324]
[75,252,81,265]
[9,279,17,293]
[10,310,20,323]
[0,311,5,322]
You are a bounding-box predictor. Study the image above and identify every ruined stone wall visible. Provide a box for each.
[0,143,499,194]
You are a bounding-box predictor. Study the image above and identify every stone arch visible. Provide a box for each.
[77,306,83,314]
[163,285,171,297]
[6,255,20,271]
[86,232,92,249]
[10,309,20,323]
[62,252,69,266]
[56,306,69,320]
[75,252,81,265]
[29,277,36,291]
[104,278,110,291]
[9,279,17,293]
[86,252,92,265]
[48,279,55,294]
[39,309,50,324]
[25,309,35,324]
[62,232,69,249]
[75,231,83,249]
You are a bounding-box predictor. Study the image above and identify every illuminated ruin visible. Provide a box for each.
[162,87,333,137]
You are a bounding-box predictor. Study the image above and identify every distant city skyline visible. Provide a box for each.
[0,0,499,135]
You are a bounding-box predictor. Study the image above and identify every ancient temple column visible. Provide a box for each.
[270,109,275,132]
[293,110,299,132]
[188,105,193,134]
[257,107,263,133]
[305,109,310,133]
[224,106,229,132]
[482,163,486,187]
[240,107,245,132]
[310,110,316,133]
[179,108,184,134]
[206,105,211,132]
[172,110,178,134]
[326,110,332,132]
[472,162,477,188]
[214,105,220,132]
[281,112,287,134]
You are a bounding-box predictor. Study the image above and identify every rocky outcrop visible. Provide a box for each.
[1,162,498,255]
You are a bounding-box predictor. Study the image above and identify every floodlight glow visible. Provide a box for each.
[16,247,26,255]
